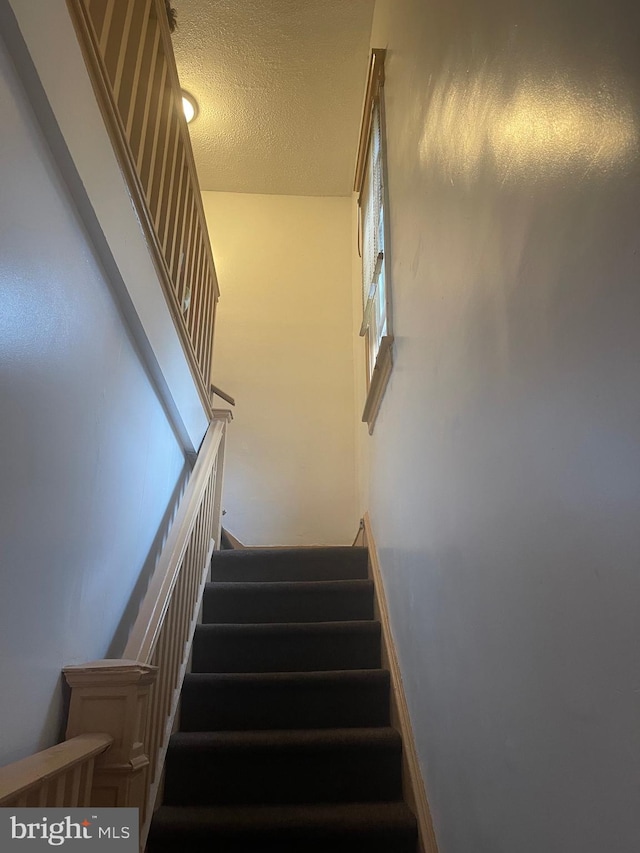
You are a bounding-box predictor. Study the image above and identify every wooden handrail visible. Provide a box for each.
[210,383,236,407]
[62,413,231,849]
[0,734,113,807]
[124,419,225,663]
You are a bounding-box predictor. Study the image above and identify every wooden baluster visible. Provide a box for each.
[189,236,206,353]
[190,511,204,611]
[202,288,217,386]
[202,272,215,370]
[79,759,94,807]
[148,631,170,780]
[135,22,162,177]
[154,104,179,248]
[168,153,187,281]
[156,617,175,752]
[195,270,212,367]
[186,210,203,332]
[84,0,109,45]
[103,1,129,89]
[149,80,175,232]
[187,239,205,371]
[195,239,208,349]
[111,0,136,102]
[180,194,198,321]
[174,560,190,675]
[206,473,217,546]
[176,190,194,310]
[114,0,150,126]
[159,114,181,257]
[211,419,230,551]
[189,514,203,606]
[163,601,178,724]
[208,290,219,382]
[53,774,67,807]
[144,655,160,783]
[97,0,116,56]
[163,615,177,730]
[174,561,190,676]
[69,763,83,807]
[129,15,160,164]
[141,57,169,200]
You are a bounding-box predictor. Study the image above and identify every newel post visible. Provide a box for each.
[63,660,157,824]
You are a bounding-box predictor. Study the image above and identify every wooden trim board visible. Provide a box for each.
[362,512,439,853]
[354,49,386,195]
[362,334,393,433]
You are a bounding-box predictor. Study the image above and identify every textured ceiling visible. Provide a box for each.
[171,0,375,196]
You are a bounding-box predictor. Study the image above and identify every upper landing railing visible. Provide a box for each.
[67,0,218,405]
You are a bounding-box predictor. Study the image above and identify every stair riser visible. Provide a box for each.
[164,747,402,805]
[181,675,390,731]
[152,545,416,853]
[148,831,417,853]
[192,625,381,673]
[203,584,375,624]
[211,548,369,583]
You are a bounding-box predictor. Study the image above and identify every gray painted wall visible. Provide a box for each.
[361,0,640,850]
[0,33,186,765]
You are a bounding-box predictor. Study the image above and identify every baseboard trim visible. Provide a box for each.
[220,527,245,550]
[362,512,439,853]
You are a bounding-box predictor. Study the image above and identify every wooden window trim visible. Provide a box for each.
[355,49,392,433]
[354,49,386,197]
[362,334,394,434]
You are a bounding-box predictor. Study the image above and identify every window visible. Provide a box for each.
[355,49,392,434]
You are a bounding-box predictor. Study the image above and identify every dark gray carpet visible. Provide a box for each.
[147,546,417,852]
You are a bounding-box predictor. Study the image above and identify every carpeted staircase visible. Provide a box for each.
[147,546,418,852]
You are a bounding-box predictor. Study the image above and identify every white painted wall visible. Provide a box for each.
[356,1,640,851]
[5,0,209,452]
[0,31,186,766]
[202,192,358,546]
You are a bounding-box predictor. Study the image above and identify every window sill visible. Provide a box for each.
[362,335,393,434]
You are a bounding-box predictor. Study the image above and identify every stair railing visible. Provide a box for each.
[67,0,219,412]
[0,734,113,808]
[61,413,230,849]
[211,383,236,407]
[0,413,231,849]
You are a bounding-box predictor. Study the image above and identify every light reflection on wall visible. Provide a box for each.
[0,272,65,362]
[419,67,638,185]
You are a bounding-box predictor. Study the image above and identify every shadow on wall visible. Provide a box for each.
[107,464,191,659]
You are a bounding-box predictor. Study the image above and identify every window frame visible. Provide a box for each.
[354,49,393,434]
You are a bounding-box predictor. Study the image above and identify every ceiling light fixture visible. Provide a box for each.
[181,90,198,124]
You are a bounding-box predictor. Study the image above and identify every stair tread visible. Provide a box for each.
[214,546,367,556]
[192,621,382,672]
[184,668,389,683]
[169,727,401,752]
[211,547,369,582]
[195,620,380,634]
[204,579,375,624]
[154,544,415,850]
[164,727,404,807]
[151,801,416,832]
[181,669,391,730]
[207,579,374,590]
